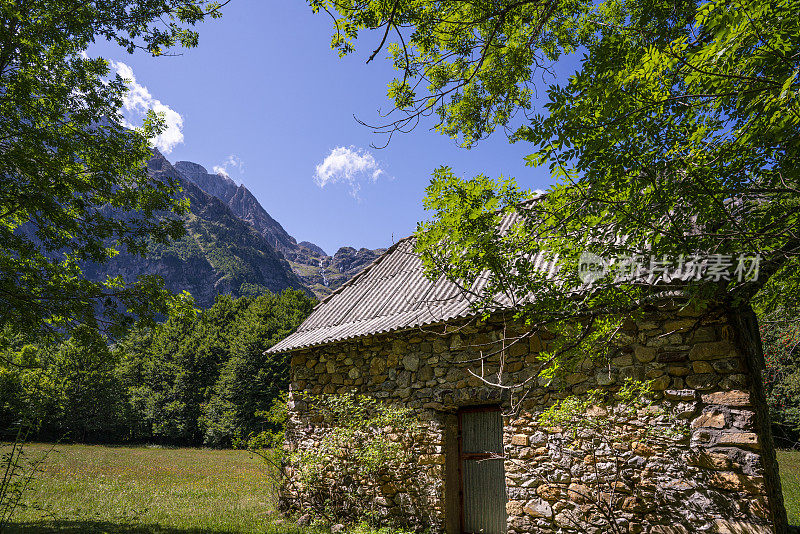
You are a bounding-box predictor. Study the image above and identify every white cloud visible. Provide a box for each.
[213,154,245,181]
[110,60,184,154]
[314,146,386,198]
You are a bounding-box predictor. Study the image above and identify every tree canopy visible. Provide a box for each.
[309,0,800,371]
[0,290,316,446]
[0,0,226,338]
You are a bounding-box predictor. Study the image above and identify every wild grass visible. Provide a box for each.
[778,449,800,526]
[4,443,800,532]
[5,443,307,534]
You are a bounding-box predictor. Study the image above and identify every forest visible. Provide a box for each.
[0,290,315,448]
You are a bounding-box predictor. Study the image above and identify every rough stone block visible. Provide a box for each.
[634,345,656,363]
[693,361,714,373]
[417,365,434,381]
[612,353,634,366]
[665,389,697,401]
[511,434,529,446]
[658,351,689,363]
[691,411,726,429]
[689,341,735,361]
[718,431,760,449]
[651,375,671,390]
[665,319,698,332]
[536,484,562,501]
[667,366,691,376]
[596,370,616,386]
[709,471,764,494]
[523,498,553,518]
[509,343,528,357]
[714,519,773,534]
[702,390,751,407]
[566,372,588,386]
[690,326,717,343]
[506,500,524,516]
[506,361,524,373]
[687,451,732,470]
[712,359,743,373]
[720,374,748,390]
[651,526,689,534]
[402,354,420,372]
[685,373,719,390]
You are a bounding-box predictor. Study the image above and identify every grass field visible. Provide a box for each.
[5,443,308,534]
[778,450,800,526]
[4,444,800,532]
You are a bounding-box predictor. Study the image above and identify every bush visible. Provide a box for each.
[247,393,431,528]
[760,317,800,446]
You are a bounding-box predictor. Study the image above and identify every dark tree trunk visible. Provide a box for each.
[728,304,789,534]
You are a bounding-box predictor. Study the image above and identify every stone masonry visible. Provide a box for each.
[284,301,788,533]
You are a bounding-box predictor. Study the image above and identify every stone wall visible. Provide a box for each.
[284,302,787,533]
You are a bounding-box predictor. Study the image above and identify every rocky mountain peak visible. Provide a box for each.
[174,160,209,176]
[84,153,309,308]
[174,161,238,203]
[174,159,386,298]
[298,241,328,258]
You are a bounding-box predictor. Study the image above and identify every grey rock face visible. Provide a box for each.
[85,151,308,308]
[175,160,386,298]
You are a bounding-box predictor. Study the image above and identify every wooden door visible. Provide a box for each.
[459,407,507,534]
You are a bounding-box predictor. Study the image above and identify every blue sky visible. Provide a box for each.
[91,0,574,255]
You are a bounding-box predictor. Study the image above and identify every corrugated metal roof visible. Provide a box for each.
[267,201,554,354]
[267,235,481,353]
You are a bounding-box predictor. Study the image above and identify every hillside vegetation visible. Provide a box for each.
[174,159,385,299]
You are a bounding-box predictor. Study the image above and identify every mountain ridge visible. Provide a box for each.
[174,161,386,298]
[84,152,310,308]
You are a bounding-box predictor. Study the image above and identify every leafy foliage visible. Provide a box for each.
[309,0,800,380]
[282,393,427,526]
[0,0,227,338]
[0,326,127,443]
[116,289,315,446]
[760,315,800,446]
[0,290,315,447]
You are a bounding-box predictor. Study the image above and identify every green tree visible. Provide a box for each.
[0,343,56,435]
[760,314,800,446]
[116,290,315,446]
[0,0,227,339]
[201,289,316,447]
[0,327,127,443]
[307,0,800,375]
[44,326,129,442]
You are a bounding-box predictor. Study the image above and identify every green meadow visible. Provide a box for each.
[778,450,800,526]
[4,444,800,532]
[5,443,300,534]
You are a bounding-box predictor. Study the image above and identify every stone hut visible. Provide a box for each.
[268,237,788,534]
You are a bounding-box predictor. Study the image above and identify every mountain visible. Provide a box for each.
[83,152,309,308]
[174,161,386,298]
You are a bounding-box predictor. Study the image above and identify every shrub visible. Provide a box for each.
[247,393,431,528]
